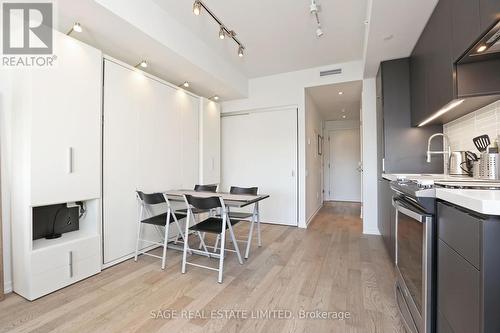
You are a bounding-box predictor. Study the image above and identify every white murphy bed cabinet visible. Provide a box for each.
[102,58,206,266]
[10,31,102,300]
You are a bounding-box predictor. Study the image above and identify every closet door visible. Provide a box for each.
[102,60,200,265]
[102,61,140,264]
[30,36,101,206]
[221,108,298,226]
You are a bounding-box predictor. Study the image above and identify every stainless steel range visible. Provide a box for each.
[391,179,436,333]
[390,177,500,333]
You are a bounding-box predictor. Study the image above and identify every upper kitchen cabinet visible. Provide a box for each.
[451,0,481,61]
[480,0,500,31]
[379,59,443,174]
[410,0,500,126]
[426,0,455,118]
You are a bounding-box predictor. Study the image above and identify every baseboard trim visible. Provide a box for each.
[306,204,323,226]
[101,244,160,270]
[363,228,381,235]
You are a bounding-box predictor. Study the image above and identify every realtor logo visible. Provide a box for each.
[2,2,53,54]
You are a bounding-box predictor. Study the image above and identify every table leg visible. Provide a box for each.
[256,202,262,247]
[244,205,257,259]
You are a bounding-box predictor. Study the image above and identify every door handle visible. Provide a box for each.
[69,251,73,278]
[67,147,74,174]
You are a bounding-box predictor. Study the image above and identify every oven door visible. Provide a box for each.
[394,197,434,333]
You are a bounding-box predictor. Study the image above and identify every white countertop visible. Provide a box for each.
[435,188,500,216]
[382,173,500,216]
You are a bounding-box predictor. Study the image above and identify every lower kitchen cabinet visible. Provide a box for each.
[437,202,500,333]
[378,179,395,261]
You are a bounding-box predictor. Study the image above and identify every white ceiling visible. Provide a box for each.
[306,80,362,121]
[152,0,369,78]
[363,0,438,77]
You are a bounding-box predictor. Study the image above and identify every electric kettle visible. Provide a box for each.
[448,151,477,176]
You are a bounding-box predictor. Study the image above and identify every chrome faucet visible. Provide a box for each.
[426,133,451,170]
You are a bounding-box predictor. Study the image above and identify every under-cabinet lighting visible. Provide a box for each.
[477,45,487,53]
[418,99,465,127]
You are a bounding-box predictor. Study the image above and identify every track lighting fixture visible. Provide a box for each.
[66,22,82,35]
[192,1,245,58]
[210,95,219,101]
[193,1,201,15]
[135,60,148,69]
[219,26,226,40]
[310,0,324,38]
[182,81,190,88]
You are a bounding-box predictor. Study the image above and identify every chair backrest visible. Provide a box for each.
[137,191,166,205]
[185,195,222,210]
[230,186,258,195]
[194,184,218,192]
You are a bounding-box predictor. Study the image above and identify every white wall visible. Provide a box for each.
[361,78,379,235]
[199,98,221,185]
[0,70,13,293]
[222,60,364,228]
[305,92,324,223]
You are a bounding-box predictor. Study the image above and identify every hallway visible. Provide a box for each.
[0,202,405,333]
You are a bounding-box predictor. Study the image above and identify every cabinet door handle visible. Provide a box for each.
[67,147,74,174]
[69,251,73,278]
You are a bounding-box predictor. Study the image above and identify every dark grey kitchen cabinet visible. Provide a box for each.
[437,202,500,333]
[479,0,500,31]
[410,30,430,127]
[426,0,455,117]
[451,0,481,61]
[378,179,395,261]
[378,58,443,174]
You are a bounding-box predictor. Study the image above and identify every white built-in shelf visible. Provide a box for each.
[32,231,99,252]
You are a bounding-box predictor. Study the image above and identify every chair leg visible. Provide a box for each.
[218,231,225,283]
[227,218,243,265]
[134,222,142,262]
[182,214,190,274]
[198,231,206,250]
[256,203,262,247]
[197,231,210,257]
[161,220,170,270]
[245,213,256,259]
[213,234,220,253]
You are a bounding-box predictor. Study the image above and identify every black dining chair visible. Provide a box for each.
[181,194,243,283]
[214,186,260,259]
[134,191,188,269]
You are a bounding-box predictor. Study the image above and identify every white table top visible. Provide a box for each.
[164,190,269,207]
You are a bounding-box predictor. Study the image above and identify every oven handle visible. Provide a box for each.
[393,198,428,223]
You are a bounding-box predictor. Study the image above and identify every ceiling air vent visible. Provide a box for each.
[319,68,342,77]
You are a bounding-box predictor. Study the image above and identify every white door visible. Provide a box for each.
[329,128,361,202]
[221,108,298,226]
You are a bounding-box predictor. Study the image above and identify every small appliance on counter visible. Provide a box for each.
[448,151,477,176]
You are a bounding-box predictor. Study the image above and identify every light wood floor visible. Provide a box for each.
[0,202,405,333]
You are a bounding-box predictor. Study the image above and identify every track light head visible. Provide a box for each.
[193,1,201,15]
[135,60,148,69]
[211,95,219,101]
[219,26,226,40]
[238,46,244,57]
[316,26,324,38]
[73,22,82,33]
[183,81,190,88]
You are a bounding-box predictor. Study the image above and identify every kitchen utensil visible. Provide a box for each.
[478,151,499,180]
[473,135,491,152]
[448,151,476,176]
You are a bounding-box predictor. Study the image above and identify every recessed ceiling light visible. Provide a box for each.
[193,1,201,15]
[212,95,219,101]
[183,81,190,88]
[338,91,343,95]
[342,115,347,119]
[238,46,244,57]
[477,45,487,53]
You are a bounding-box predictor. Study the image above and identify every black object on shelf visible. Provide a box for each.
[33,203,80,240]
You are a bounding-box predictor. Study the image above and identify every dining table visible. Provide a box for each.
[164,189,270,259]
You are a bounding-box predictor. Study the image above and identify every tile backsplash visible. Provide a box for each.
[443,100,500,153]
